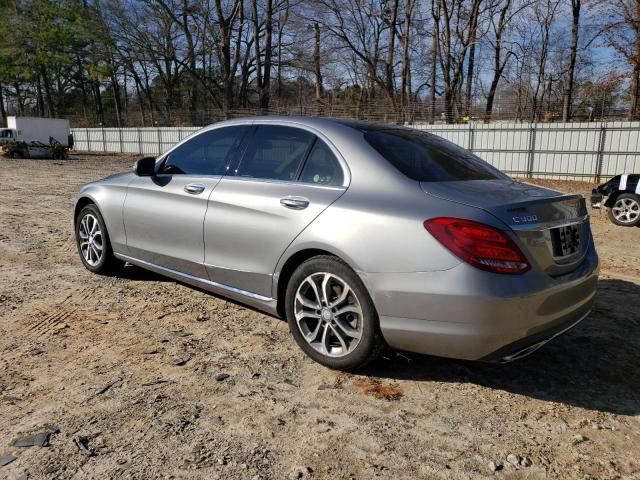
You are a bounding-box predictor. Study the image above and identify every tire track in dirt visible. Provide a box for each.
[24,286,94,337]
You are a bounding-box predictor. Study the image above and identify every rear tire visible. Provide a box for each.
[75,204,121,274]
[608,193,640,227]
[285,255,384,370]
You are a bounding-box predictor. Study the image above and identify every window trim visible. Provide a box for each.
[230,123,348,188]
[155,120,351,187]
[296,137,346,187]
[232,124,317,183]
[157,125,251,176]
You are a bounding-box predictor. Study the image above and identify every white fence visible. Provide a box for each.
[71,121,640,181]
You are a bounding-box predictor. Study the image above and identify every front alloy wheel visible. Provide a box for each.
[75,204,120,274]
[78,213,104,266]
[285,256,384,370]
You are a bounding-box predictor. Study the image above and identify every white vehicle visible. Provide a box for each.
[0,116,72,159]
[0,116,71,146]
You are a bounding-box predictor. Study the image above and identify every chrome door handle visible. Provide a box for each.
[184,184,205,195]
[280,197,310,210]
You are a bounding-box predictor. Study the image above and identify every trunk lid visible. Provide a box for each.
[421,179,590,276]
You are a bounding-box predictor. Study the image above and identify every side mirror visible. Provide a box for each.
[133,156,157,176]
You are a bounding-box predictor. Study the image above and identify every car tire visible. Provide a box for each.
[608,193,640,227]
[75,204,121,274]
[285,255,384,370]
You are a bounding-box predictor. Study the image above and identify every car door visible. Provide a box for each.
[123,125,249,278]
[203,124,348,298]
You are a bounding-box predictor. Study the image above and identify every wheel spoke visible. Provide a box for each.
[304,277,322,308]
[328,282,351,308]
[296,292,320,310]
[320,273,331,306]
[300,317,322,342]
[295,310,320,321]
[334,305,361,317]
[320,321,331,355]
[333,317,362,340]
[329,324,348,353]
[90,217,98,234]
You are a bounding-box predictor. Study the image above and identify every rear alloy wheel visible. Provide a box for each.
[608,193,640,227]
[75,204,121,274]
[285,256,384,370]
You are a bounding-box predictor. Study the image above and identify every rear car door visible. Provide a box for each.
[123,125,249,277]
[204,124,348,298]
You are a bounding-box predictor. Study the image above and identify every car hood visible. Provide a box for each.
[82,171,134,190]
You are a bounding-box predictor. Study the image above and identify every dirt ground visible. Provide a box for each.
[0,153,638,480]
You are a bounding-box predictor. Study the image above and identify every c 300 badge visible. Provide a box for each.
[512,214,538,224]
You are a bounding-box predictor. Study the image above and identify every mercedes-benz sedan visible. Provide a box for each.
[74,117,598,370]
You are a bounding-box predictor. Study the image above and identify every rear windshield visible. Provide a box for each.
[361,126,507,182]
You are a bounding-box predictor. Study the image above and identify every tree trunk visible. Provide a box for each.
[314,22,324,115]
[41,67,56,117]
[429,0,439,124]
[561,0,580,122]
[384,0,399,105]
[464,11,479,116]
[110,74,123,128]
[400,0,415,123]
[260,0,273,112]
[0,85,6,124]
[484,0,511,121]
[36,73,45,117]
[182,0,198,124]
[631,0,640,119]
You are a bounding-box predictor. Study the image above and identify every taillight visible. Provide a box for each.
[424,217,530,274]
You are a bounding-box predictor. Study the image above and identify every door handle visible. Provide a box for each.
[184,184,206,195]
[280,197,310,210]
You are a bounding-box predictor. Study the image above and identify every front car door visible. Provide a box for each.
[204,123,348,298]
[123,125,249,277]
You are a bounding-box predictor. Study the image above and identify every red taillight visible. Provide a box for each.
[424,217,530,274]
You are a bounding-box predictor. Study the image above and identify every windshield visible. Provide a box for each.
[0,129,13,138]
[361,126,508,182]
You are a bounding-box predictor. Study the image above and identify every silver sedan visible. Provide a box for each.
[74,117,599,370]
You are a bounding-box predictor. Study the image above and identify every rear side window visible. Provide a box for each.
[362,127,507,182]
[237,125,314,181]
[299,140,344,186]
[163,126,248,175]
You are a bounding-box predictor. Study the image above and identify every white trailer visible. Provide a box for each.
[0,116,71,147]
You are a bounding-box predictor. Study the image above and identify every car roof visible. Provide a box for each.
[209,115,411,132]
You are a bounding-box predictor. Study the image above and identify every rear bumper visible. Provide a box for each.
[363,242,599,361]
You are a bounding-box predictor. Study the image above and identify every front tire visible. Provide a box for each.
[608,193,640,227]
[75,204,120,274]
[285,255,384,370]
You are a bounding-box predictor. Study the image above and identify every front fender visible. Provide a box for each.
[75,178,131,255]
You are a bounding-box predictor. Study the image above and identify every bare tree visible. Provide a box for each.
[601,0,640,119]
[562,0,580,121]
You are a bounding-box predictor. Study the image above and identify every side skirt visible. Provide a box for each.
[114,253,279,317]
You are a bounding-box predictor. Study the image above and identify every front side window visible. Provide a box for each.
[163,126,249,175]
[299,140,344,186]
[362,127,507,182]
[236,125,314,181]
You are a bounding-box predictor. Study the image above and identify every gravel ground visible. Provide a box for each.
[0,153,638,480]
